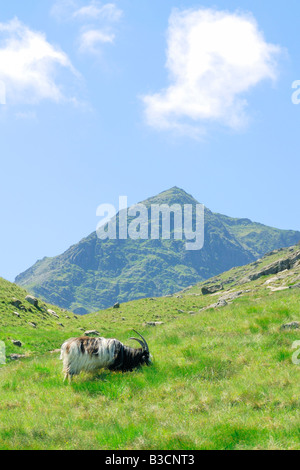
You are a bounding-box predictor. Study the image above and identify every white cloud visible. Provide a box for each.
[50,0,78,21]
[79,29,115,53]
[0,18,78,105]
[51,1,122,56]
[73,3,122,22]
[143,8,282,137]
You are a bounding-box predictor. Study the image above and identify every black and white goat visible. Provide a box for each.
[60,330,151,381]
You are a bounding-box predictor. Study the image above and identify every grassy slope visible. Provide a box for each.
[0,246,300,450]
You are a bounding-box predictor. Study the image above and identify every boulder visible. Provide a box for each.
[145,322,164,326]
[113,303,120,309]
[11,298,22,308]
[84,330,100,336]
[25,295,38,307]
[201,284,223,295]
[12,340,22,347]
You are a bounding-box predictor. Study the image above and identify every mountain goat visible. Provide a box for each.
[60,330,151,381]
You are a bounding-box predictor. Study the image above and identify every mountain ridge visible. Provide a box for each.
[15,187,300,314]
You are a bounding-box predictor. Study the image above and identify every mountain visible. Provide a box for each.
[15,187,300,314]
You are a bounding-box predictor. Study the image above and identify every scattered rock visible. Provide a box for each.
[201,284,223,295]
[264,276,280,285]
[47,309,59,319]
[280,322,300,331]
[199,299,228,312]
[177,309,184,314]
[10,354,26,360]
[11,299,22,308]
[145,322,164,326]
[267,286,289,292]
[219,291,244,302]
[289,283,300,290]
[113,303,120,309]
[25,295,38,307]
[12,340,22,347]
[13,311,20,318]
[84,330,100,336]
[28,322,37,328]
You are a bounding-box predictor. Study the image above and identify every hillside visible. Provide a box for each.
[0,244,300,449]
[15,187,300,314]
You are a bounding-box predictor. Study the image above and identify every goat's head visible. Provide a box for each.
[129,330,152,366]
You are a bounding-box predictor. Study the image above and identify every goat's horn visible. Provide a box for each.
[129,337,145,349]
[132,330,149,352]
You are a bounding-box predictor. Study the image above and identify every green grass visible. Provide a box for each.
[0,283,299,449]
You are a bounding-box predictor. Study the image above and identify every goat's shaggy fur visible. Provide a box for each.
[60,333,151,381]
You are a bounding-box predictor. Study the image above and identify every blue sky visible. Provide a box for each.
[0,0,300,281]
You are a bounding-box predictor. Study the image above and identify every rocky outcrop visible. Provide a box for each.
[246,251,300,282]
[201,284,223,295]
